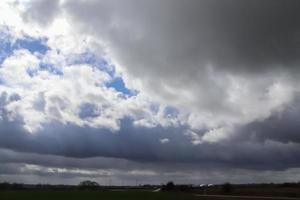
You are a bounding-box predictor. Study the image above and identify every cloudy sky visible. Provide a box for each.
[1,0,300,185]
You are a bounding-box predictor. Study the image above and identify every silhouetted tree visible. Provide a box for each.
[162,181,175,191]
[222,182,233,194]
[78,180,99,189]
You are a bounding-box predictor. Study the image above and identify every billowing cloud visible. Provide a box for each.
[59,0,300,132]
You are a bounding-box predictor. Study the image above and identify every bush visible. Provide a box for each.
[78,180,100,190]
[162,181,175,191]
[222,182,233,194]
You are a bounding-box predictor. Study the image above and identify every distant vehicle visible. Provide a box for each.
[199,184,214,187]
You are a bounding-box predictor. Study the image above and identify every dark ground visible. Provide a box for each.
[2,182,300,200]
[0,190,197,200]
[1,190,300,200]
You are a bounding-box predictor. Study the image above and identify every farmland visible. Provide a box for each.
[1,190,300,200]
[0,190,197,200]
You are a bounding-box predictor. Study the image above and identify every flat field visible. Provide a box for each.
[0,190,198,200]
[1,190,299,200]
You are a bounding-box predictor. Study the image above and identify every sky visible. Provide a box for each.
[1,0,300,185]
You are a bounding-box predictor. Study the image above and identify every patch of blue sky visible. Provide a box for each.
[67,51,137,96]
[0,26,49,64]
[0,27,136,97]
[106,77,138,97]
[13,36,49,55]
[0,26,13,64]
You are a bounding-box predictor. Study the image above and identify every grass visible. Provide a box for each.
[0,190,198,200]
[0,190,298,200]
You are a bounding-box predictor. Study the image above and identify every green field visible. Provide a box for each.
[0,190,199,200]
[1,190,298,200]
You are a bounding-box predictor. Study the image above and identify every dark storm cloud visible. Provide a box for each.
[235,97,300,144]
[0,115,192,162]
[2,99,300,183]
[63,0,300,74]
[1,106,300,171]
[4,90,298,171]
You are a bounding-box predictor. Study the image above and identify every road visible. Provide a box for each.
[195,194,300,200]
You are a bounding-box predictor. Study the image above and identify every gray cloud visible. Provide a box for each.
[23,0,61,26]
[3,148,300,185]
[234,97,300,145]
[21,0,300,119]
[62,0,300,71]
[56,0,300,131]
[1,103,300,171]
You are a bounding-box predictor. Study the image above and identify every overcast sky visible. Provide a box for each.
[1,0,300,185]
